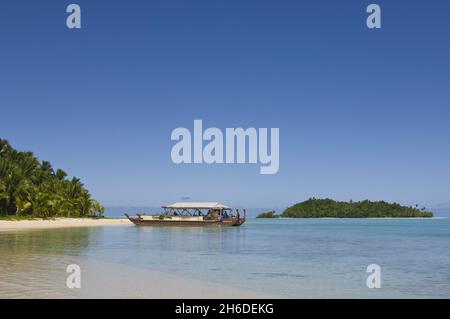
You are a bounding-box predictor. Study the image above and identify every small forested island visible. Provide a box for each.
[256,211,280,218]
[257,198,433,218]
[0,139,104,219]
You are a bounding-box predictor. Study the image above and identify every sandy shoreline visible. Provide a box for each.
[74,259,279,299]
[0,253,278,299]
[0,218,132,232]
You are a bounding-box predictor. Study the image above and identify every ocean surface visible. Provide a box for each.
[1,218,450,298]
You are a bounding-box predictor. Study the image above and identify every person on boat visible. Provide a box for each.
[210,209,220,220]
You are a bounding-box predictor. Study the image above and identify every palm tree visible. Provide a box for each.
[0,138,104,218]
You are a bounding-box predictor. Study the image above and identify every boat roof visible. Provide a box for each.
[162,202,232,210]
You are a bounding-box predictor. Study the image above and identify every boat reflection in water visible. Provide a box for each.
[125,202,246,227]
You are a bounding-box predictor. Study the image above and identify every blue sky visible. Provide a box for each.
[1,0,449,210]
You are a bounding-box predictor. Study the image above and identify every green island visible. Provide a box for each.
[256,211,280,218]
[257,198,433,218]
[0,139,104,219]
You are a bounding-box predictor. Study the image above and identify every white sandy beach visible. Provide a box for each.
[0,218,132,232]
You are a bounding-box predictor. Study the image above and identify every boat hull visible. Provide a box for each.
[125,214,245,227]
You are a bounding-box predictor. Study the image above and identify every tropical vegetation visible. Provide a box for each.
[279,198,433,218]
[256,211,280,218]
[0,139,104,218]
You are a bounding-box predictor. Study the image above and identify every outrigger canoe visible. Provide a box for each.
[125,202,246,227]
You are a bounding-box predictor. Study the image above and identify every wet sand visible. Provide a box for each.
[0,256,277,299]
[75,260,278,299]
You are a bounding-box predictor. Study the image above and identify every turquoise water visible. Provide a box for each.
[1,218,450,298]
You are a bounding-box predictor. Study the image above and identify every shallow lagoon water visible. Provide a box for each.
[1,218,450,298]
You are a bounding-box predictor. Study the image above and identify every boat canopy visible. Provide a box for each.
[162,202,232,210]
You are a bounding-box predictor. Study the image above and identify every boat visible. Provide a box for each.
[125,202,246,227]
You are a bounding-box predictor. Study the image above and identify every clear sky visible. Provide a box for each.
[1,0,449,210]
